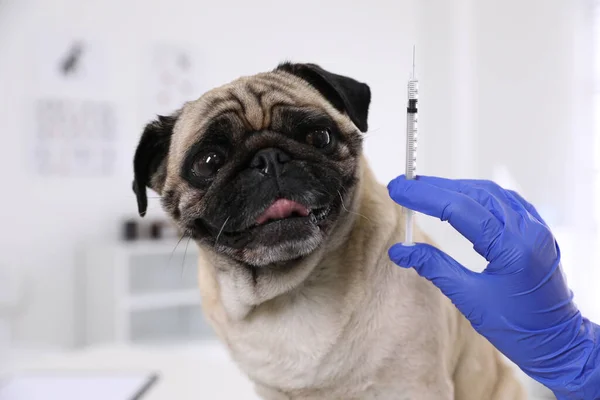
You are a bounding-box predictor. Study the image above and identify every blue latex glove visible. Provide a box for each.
[387,175,600,399]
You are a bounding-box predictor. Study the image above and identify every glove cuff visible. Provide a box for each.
[548,320,600,400]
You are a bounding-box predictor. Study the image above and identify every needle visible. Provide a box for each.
[412,45,416,79]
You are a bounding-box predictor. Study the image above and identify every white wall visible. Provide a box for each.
[0,0,595,348]
[414,0,597,279]
[416,0,587,213]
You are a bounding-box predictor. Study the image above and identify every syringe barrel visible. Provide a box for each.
[408,80,418,101]
[405,79,418,180]
[405,209,414,244]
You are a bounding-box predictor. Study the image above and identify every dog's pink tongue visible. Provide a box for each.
[256,199,309,225]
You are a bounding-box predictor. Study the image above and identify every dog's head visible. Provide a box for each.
[133,62,370,267]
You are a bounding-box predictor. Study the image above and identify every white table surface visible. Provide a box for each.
[1,341,555,399]
[2,340,260,400]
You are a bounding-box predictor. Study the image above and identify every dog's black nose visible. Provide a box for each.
[250,148,291,176]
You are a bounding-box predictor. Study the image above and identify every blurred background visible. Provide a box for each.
[0,0,598,398]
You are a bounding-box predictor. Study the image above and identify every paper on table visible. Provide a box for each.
[0,371,158,400]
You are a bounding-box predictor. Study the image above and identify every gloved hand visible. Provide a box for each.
[387,175,600,400]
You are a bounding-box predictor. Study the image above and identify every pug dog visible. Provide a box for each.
[132,62,525,400]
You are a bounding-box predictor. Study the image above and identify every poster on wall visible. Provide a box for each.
[32,33,118,177]
[140,43,205,121]
[34,98,117,177]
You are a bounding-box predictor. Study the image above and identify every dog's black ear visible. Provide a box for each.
[132,114,178,217]
[276,62,371,132]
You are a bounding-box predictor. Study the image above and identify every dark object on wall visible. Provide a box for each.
[60,41,84,76]
[123,219,138,241]
[150,221,163,239]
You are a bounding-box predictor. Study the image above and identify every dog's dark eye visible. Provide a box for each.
[192,151,225,178]
[305,129,331,149]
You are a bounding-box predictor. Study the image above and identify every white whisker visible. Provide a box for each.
[338,190,371,223]
[167,231,188,269]
[181,236,192,278]
[215,216,231,247]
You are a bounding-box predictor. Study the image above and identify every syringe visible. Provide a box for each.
[404,46,418,245]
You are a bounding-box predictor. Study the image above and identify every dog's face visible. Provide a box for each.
[133,63,370,267]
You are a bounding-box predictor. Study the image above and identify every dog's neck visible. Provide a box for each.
[198,156,400,321]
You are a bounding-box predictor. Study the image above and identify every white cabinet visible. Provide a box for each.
[81,240,215,345]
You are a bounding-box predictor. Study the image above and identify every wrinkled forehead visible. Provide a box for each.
[169,71,356,158]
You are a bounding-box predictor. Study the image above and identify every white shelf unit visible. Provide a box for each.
[81,240,215,345]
